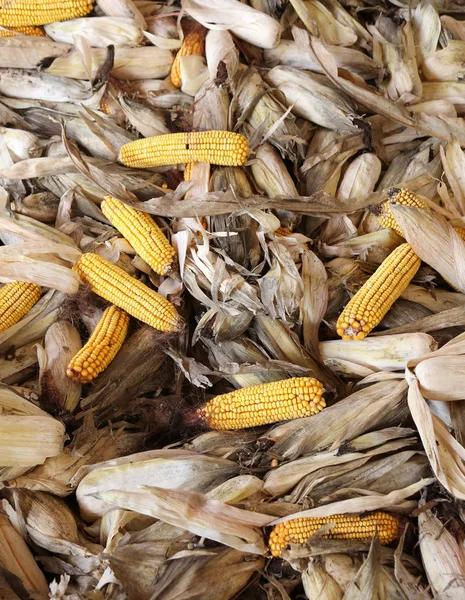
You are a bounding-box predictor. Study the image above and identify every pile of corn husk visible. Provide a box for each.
[3,0,465,598]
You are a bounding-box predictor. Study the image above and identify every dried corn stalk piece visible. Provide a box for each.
[0,0,94,27]
[0,280,41,332]
[199,377,326,430]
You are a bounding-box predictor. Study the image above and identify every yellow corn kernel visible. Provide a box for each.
[275,227,292,237]
[199,377,326,431]
[101,195,177,277]
[454,227,465,242]
[375,187,430,237]
[67,305,129,383]
[171,29,205,88]
[337,243,421,340]
[73,253,184,333]
[0,25,45,36]
[269,512,401,557]
[184,161,194,181]
[0,281,41,332]
[118,131,248,169]
[0,0,94,27]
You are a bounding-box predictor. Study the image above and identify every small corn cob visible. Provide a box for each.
[375,187,429,237]
[67,306,130,383]
[199,377,326,431]
[184,161,194,181]
[269,512,401,557]
[101,195,177,276]
[73,253,184,333]
[118,131,249,169]
[171,29,205,88]
[0,281,41,333]
[337,243,421,340]
[0,25,45,36]
[0,0,94,27]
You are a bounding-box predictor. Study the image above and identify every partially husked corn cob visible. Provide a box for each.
[184,161,194,181]
[454,227,465,242]
[200,377,325,431]
[67,306,129,383]
[0,25,45,36]
[101,195,177,276]
[118,131,249,169]
[171,29,205,88]
[73,253,184,332]
[0,0,94,27]
[337,243,421,340]
[269,512,401,557]
[0,281,41,333]
[376,187,429,237]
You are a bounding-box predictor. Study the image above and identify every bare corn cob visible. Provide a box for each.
[73,253,184,332]
[171,29,205,88]
[118,131,249,169]
[375,187,429,237]
[269,512,401,557]
[101,195,177,276]
[67,306,130,383]
[0,281,41,333]
[0,25,45,36]
[337,243,421,340]
[199,377,326,431]
[0,0,94,27]
[184,161,194,181]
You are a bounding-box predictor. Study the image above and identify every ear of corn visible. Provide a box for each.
[67,305,130,383]
[0,281,41,333]
[184,161,194,181]
[453,227,465,242]
[171,29,205,88]
[199,377,326,431]
[376,187,429,237]
[0,0,94,27]
[101,195,177,277]
[73,253,184,333]
[337,243,421,340]
[269,512,401,557]
[0,25,45,36]
[118,131,249,169]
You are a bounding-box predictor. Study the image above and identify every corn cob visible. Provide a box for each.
[199,377,326,431]
[67,306,130,383]
[171,29,205,88]
[118,131,249,169]
[337,243,421,340]
[73,253,184,332]
[269,512,401,557]
[184,161,194,181]
[0,281,41,333]
[0,25,45,36]
[375,187,429,237]
[0,0,94,27]
[101,195,177,276]
[454,227,465,242]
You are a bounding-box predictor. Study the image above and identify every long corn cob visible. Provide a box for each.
[73,253,184,332]
[337,243,421,340]
[199,377,325,431]
[118,131,249,169]
[171,29,205,88]
[0,281,41,333]
[0,25,45,36]
[375,187,429,237]
[269,512,401,557]
[101,195,177,277]
[0,0,94,27]
[67,306,130,383]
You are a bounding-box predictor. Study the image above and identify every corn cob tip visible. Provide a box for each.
[387,187,402,201]
[377,188,429,237]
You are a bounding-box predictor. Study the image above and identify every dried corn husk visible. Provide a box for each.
[45,17,143,47]
[337,153,381,202]
[302,559,343,599]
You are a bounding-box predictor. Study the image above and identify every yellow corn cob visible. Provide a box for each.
[0,0,94,27]
[454,227,465,242]
[269,512,401,557]
[337,243,421,340]
[0,281,41,333]
[376,187,429,237]
[73,253,184,333]
[184,161,194,181]
[118,131,249,169]
[0,25,45,36]
[171,29,205,88]
[67,306,130,383]
[101,195,177,276]
[199,377,326,431]
[275,227,292,237]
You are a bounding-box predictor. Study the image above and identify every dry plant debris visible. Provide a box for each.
[2,0,465,598]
